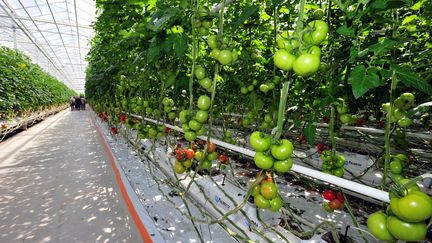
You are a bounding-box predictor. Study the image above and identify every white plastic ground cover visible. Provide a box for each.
[96,119,237,242]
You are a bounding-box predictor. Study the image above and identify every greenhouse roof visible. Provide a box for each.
[0,0,96,93]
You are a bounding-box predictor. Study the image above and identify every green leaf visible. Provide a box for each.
[411,0,426,10]
[146,46,161,63]
[348,65,381,99]
[232,5,259,31]
[304,122,316,145]
[371,0,388,9]
[271,0,286,6]
[368,38,397,55]
[173,34,187,58]
[402,14,417,25]
[391,64,432,95]
[336,24,355,37]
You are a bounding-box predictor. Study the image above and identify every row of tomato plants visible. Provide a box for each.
[0,46,76,122]
[87,0,432,241]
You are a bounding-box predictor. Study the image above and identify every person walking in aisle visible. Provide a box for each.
[70,96,75,111]
[74,97,82,111]
[81,97,86,110]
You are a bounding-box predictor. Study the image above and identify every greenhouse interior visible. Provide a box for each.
[0,0,431,242]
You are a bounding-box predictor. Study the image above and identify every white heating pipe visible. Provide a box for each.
[131,115,391,202]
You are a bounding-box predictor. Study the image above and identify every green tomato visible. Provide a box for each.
[231,51,238,62]
[210,49,221,59]
[323,202,334,213]
[194,65,206,80]
[168,112,176,120]
[249,131,271,152]
[382,102,391,112]
[199,77,212,90]
[247,85,254,92]
[179,109,190,123]
[182,123,190,132]
[164,106,172,113]
[339,114,352,124]
[254,152,274,170]
[188,119,202,131]
[313,8,324,20]
[274,49,297,71]
[207,152,218,161]
[332,168,344,177]
[308,45,321,57]
[240,86,248,94]
[217,50,233,65]
[276,36,290,49]
[254,194,270,209]
[197,95,211,111]
[386,215,427,242]
[199,160,212,171]
[293,54,320,76]
[267,82,275,90]
[274,159,293,173]
[242,118,251,127]
[398,92,415,110]
[252,184,261,196]
[194,151,204,160]
[182,159,193,168]
[195,110,209,123]
[389,160,403,174]
[392,108,406,120]
[196,126,206,136]
[207,35,217,49]
[201,20,212,29]
[390,191,432,223]
[302,20,329,45]
[397,117,412,127]
[198,26,209,36]
[175,161,186,174]
[271,139,294,160]
[269,196,283,212]
[260,181,278,200]
[366,211,396,242]
[335,154,346,168]
[259,84,269,93]
[336,104,348,114]
[184,131,197,141]
[264,114,272,123]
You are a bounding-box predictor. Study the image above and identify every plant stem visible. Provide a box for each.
[275,79,291,140]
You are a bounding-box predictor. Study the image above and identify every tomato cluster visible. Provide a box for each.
[138,124,167,139]
[179,96,211,142]
[175,148,195,174]
[322,190,344,213]
[388,153,409,179]
[223,130,235,144]
[162,98,177,120]
[195,6,213,36]
[206,34,238,66]
[110,127,118,134]
[382,92,415,127]
[252,179,283,212]
[367,187,432,242]
[249,131,294,174]
[274,18,328,77]
[319,150,345,177]
[336,98,357,125]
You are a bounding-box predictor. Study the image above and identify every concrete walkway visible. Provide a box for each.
[0,109,142,243]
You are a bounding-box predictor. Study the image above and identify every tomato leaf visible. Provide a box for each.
[336,25,355,37]
[146,46,161,63]
[348,65,381,99]
[368,38,397,55]
[304,122,316,145]
[232,5,259,31]
[173,34,187,58]
[391,64,432,96]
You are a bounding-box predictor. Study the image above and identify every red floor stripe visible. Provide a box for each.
[92,119,153,243]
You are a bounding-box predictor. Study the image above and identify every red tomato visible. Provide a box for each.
[336,192,344,204]
[322,190,336,200]
[329,199,342,210]
[207,142,217,153]
[219,154,229,164]
[185,149,195,160]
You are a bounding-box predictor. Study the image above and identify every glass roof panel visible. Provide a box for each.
[0,0,96,93]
